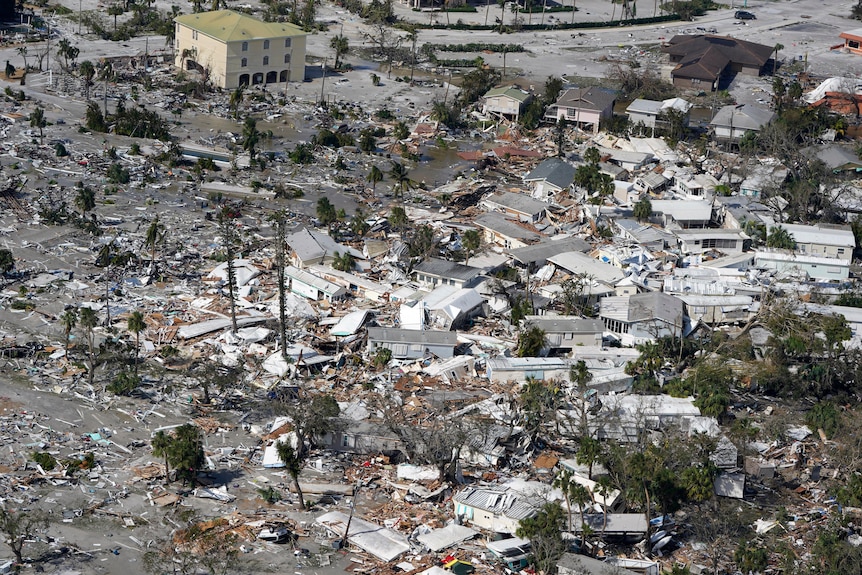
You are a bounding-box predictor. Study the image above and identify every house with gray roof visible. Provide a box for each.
[710,103,775,143]
[285,265,348,301]
[546,251,626,287]
[626,97,693,132]
[809,144,862,173]
[453,484,547,534]
[475,212,543,249]
[367,327,458,359]
[482,191,548,223]
[413,257,482,289]
[558,553,639,575]
[636,171,670,194]
[323,420,405,455]
[507,236,592,268]
[482,85,533,121]
[739,164,789,198]
[616,220,676,251]
[650,199,714,229]
[524,157,577,201]
[286,226,364,268]
[776,222,855,260]
[545,86,617,133]
[600,291,685,346]
[525,316,604,349]
[674,228,749,255]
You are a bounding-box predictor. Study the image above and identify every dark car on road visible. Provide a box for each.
[735,10,756,19]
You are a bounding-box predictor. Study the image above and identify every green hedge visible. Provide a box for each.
[413,13,679,30]
[434,58,486,67]
[425,42,526,52]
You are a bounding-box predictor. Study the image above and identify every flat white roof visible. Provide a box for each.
[778,223,855,248]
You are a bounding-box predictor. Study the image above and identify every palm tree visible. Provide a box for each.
[462,229,481,265]
[497,0,506,31]
[242,116,261,161]
[29,107,45,145]
[406,25,418,83]
[330,34,349,70]
[276,441,305,509]
[99,61,113,116]
[594,475,614,538]
[229,85,245,120]
[773,43,784,75]
[107,4,124,31]
[60,308,78,358]
[217,208,239,334]
[766,225,795,250]
[79,60,96,100]
[366,165,383,195]
[78,307,98,388]
[268,210,290,360]
[389,206,408,232]
[96,242,116,326]
[570,483,592,538]
[144,216,165,275]
[56,39,79,70]
[388,161,417,200]
[151,430,172,484]
[127,310,145,377]
[332,251,355,272]
[75,186,95,218]
[517,326,546,357]
[553,470,575,531]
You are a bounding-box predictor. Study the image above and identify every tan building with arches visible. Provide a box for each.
[174,9,306,89]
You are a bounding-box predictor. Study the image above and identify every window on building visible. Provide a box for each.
[701,238,738,250]
[838,248,846,255]
[263,39,270,49]
[242,41,248,52]
[284,53,291,64]
[192,30,198,40]
[263,56,269,65]
[285,38,292,48]
[241,58,247,67]
[850,40,860,49]
[342,435,349,447]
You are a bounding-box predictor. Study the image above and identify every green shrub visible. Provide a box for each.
[257,486,282,503]
[31,451,57,471]
[107,371,140,396]
[805,401,840,439]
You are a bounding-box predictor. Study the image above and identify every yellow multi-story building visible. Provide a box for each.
[174,9,306,89]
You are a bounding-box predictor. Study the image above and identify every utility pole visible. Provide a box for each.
[341,481,361,549]
[78,0,82,35]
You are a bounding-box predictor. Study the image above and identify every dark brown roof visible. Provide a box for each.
[663,35,773,81]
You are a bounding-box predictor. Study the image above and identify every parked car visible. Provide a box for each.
[258,526,292,543]
[735,10,756,19]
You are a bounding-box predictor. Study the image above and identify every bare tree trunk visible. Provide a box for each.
[293,475,305,509]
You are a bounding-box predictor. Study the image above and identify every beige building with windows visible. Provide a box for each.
[174,9,306,89]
